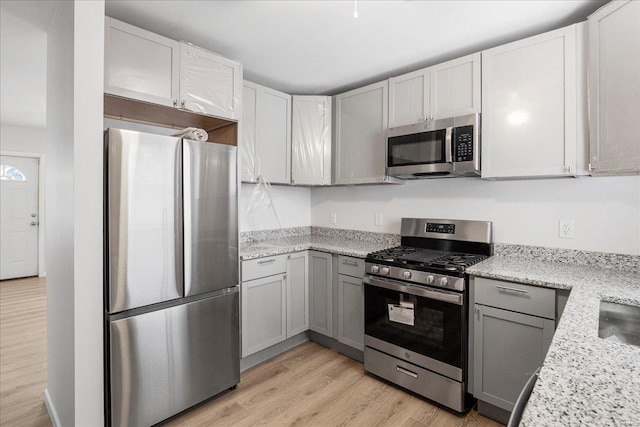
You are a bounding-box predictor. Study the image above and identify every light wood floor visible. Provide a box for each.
[0,276,51,427]
[1,277,502,427]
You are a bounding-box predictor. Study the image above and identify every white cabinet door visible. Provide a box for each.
[179,42,242,121]
[241,81,292,184]
[286,252,309,337]
[309,251,333,336]
[389,68,430,127]
[481,25,579,179]
[241,274,286,357]
[337,274,364,351]
[334,80,394,185]
[588,0,640,175]
[291,96,332,186]
[240,83,258,182]
[430,52,481,119]
[104,17,179,107]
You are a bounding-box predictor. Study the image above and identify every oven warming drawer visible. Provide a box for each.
[364,347,467,413]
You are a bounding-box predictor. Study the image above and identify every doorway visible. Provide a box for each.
[0,155,40,280]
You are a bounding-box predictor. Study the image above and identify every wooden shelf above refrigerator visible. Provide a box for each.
[104,94,237,146]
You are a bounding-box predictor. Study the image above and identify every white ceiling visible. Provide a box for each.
[0,0,606,129]
[105,0,606,95]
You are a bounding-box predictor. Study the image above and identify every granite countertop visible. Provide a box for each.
[467,256,640,427]
[240,233,396,260]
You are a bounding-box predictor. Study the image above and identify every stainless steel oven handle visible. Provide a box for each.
[363,275,463,306]
[396,366,418,379]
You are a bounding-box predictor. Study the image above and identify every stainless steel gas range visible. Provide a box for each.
[363,218,493,413]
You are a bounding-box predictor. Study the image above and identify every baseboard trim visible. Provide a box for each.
[240,332,310,372]
[308,331,364,363]
[44,388,61,427]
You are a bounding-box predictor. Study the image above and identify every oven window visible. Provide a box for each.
[365,283,464,369]
[387,129,446,167]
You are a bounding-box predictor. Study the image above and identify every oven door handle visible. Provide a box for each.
[363,275,463,306]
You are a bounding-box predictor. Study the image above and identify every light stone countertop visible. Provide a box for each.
[240,234,396,260]
[467,256,640,427]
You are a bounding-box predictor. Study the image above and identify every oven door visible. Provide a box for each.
[364,275,466,381]
[386,126,453,177]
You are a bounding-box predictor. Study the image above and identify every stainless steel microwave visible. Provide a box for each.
[386,113,480,179]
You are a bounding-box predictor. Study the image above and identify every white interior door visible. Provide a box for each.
[0,155,39,280]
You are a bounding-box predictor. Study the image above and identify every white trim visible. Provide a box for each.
[44,388,61,427]
[0,150,46,277]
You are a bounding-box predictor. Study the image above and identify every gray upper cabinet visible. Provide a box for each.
[291,96,332,186]
[334,80,398,185]
[104,17,179,108]
[240,81,291,184]
[588,0,640,175]
[104,17,242,121]
[481,24,585,179]
[430,53,481,119]
[309,251,333,336]
[388,52,480,127]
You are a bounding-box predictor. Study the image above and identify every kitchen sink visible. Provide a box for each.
[598,301,640,347]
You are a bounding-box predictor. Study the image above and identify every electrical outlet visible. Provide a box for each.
[375,213,383,227]
[330,212,337,224]
[559,220,574,239]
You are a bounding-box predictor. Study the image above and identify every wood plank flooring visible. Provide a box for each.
[0,276,51,427]
[1,277,503,427]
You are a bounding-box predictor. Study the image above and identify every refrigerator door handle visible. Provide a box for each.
[183,141,192,295]
[176,140,185,295]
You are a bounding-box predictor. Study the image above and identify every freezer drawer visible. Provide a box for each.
[109,290,240,427]
[183,140,239,296]
[106,128,183,313]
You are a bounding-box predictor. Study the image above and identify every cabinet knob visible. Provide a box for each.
[173,100,178,107]
[181,100,185,108]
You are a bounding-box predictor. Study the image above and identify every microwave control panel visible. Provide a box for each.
[453,126,474,162]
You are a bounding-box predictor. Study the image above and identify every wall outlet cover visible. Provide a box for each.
[330,212,337,224]
[375,213,383,226]
[559,219,574,239]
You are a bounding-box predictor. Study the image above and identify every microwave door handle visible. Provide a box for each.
[445,127,453,163]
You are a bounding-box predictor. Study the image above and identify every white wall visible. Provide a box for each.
[311,176,640,255]
[0,123,46,153]
[240,183,311,232]
[45,1,104,426]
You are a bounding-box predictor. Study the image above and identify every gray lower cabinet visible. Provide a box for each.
[337,274,364,350]
[241,273,287,357]
[336,255,365,351]
[286,252,309,337]
[309,251,333,336]
[472,277,556,415]
[241,251,309,358]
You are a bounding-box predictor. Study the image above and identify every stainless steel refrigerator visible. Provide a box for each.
[105,128,239,427]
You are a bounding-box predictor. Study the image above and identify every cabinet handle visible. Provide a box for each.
[258,259,276,265]
[396,366,418,379]
[342,260,359,266]
[475,306,480,321]
[496,285,528,294]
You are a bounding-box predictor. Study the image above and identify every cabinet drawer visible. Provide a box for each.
[337,256,365,278]
[474,277,555,319]
[242,255,286,282]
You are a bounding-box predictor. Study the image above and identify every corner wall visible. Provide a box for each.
[45,0,105,425]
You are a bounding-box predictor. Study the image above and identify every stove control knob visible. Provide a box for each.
[381,267,390,275]
[371,265,380,274]
[426,275,435,285]
[402,271,412,280]
[439,277,450,287]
